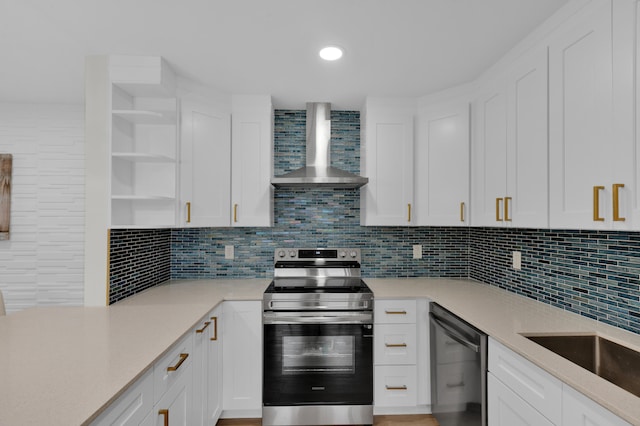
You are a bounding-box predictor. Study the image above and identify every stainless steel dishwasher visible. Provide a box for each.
[429,302,487,426]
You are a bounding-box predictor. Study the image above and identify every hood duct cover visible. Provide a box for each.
[271,102,369,189]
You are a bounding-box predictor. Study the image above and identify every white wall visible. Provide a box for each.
[0,103,84,313]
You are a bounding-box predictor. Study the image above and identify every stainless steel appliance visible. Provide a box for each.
[430,302,487,426]
[262,248,374,426]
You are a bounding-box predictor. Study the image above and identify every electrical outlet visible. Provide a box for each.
[413,244,423,259]
[225,245,234,260]
[512,251,521,270]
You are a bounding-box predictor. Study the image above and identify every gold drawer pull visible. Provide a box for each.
[385,343,408,348]
[159,409,169,426]
[613,183,625,222]
[210,316,219,341]
[407,203,412,222]
[386,385,408,391]
[460,202,465,222]
[496,197,503,221]
[195,321,210,334]
[166,353,188,372]
[233,204,238,223]
[186,201,191,223]
[504,196,512,222]
[385,310,407,315]
[593,186,605,221]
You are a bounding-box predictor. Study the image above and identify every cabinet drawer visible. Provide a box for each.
[488,372,554,426]
[374,365,418,407]
[375,300,417,324]
[488,338,562,425]
[154,332,193,404]
[374,324,417,365]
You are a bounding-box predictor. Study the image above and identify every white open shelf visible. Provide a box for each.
[112,152,176,163]
[112,109,176,125]
[111,195,175,201]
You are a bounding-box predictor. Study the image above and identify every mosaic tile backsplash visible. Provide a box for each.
[109,109,640,335]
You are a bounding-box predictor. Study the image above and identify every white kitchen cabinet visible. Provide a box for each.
[180,101,231,227]
[109,56,179,228]
[415,100,470,226]
[563,384,631,426]
[549,0,637,230]
[206,307,223,425]
[153,362,192,426]
[488,372,554,426]
[472,46,548,228]
[361,97,415,226]
[231,95,273,227]
[221,300,262,418]
[191,313,212,426]
[373,299,430,415]
[90,368,154,426]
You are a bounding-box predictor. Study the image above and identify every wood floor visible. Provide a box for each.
[216,414,439,425]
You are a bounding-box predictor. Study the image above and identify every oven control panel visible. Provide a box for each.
[275,248,361,262]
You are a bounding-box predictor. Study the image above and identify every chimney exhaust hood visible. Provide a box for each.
[271,102,369,189]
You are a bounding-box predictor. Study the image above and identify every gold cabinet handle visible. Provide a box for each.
[460,202,465,222]
[385,310,407,315]
[613,183,626,222]
[195,321,210,334]
[496,198,503,221]
[186,202,191,223]
[504,196,512,222]
[407,203,412,222]
[166,353,188,372]
[210,316,218,341]
[593,186,605,222]
[158,409,169,426]
[385,343,408,348]
[385,385,408,390]
[233,204,238,223]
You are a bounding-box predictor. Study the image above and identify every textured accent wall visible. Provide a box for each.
[0,103,85,313]
[109,229,171,304]
[171,110,469,280]
[469,227,640,335]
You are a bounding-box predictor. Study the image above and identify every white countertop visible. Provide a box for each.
[1,277,639,425]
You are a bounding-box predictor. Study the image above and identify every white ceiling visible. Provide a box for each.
[0,0,569,110]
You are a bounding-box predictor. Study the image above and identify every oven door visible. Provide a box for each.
[263,315,373,406]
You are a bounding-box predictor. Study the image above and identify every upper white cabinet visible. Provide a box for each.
[415,100,470,226]
[231,95,273,227]
[180,101,231,227]
[549,0,637,230]
[109,57,179,228]
[361,97,415,226]
[472,46,548,228]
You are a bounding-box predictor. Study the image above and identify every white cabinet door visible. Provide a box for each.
[506,47,549,228]
[472,81,508,227]
[488,373,554,426]
[222,301,262,417]
[154,363,192,426]
[191,314,213,426]
[206,307,223,425]
[549,0,616,229]
[90,368,154,426]
[361,97,415,226]
[416,100,469,226]
[180,101,231,227]
[563,384,631,426]
[231,95,273,227]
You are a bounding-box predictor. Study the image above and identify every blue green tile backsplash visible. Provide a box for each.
[109,109,640,335]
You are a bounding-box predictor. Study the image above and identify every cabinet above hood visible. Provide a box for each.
[271,103,368,189]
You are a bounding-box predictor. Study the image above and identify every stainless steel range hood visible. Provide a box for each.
[271,102,368,189]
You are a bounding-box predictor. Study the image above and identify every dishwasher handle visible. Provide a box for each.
[429,312,480,353]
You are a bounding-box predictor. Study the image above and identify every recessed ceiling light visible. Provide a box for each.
[319,46,343,61]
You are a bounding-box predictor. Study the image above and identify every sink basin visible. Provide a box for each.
[523,334,640,398]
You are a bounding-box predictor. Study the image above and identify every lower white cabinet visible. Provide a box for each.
[206,307,223,425]
[488,337,631,426]
[154,362,192,426]
[221,300,262,418]
[91,368,154,426]
[373,299,430,415]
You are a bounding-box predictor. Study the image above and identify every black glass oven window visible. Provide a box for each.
[282,335,355,374]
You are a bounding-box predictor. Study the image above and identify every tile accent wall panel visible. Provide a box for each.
[109,229,171,304]
[469,228,640,334]
[0,103,85,313]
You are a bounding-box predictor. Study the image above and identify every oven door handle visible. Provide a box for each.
[429,312,480,352]
[263,312,373,324]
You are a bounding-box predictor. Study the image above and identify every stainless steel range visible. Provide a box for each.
[262,248,374,426]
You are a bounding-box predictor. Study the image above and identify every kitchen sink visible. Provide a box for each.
[522,333,640,398]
